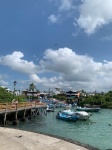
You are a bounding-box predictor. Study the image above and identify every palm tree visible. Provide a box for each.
[36,89,40,93]
[29,83,36,99]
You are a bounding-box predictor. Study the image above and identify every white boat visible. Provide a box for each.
[46,104,55,112]
[56,110,79,121]
[46,107,55,112]
[65,104,72,110]
[76,106,100,112]
[63,109,90,120]
[74,111,90,120]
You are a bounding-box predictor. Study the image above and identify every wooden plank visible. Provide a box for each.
[0,102,46,115]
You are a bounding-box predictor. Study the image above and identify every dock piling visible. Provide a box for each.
[3,104,7,126]
[0,102,46,125]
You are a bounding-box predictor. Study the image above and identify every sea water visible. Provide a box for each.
[8,108,112,150]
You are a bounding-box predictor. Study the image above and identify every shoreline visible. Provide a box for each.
[0,127,100,150]
[28,130,100,150]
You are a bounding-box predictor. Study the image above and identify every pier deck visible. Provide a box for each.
[0,102,46,113]
[0,102,47,125]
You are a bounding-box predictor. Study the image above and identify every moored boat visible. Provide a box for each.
[56,110,79,121]
[46,104,55,112]
[76,106,100,112]
[46,107,55,112]
[62,109,90,120]
[74,111,91,120]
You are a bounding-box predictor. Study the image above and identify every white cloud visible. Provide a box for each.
[0,51,40,74]
[0,74,8,86]
[101,35,112,41]
[72,27,81,37]
[48,0,112,34]
[1,49,112,92]
[38,47,112,92]
[29,73,68,90]
[29,74,42,83]
[77,0,112,34]
[48,0,76,24]
[59,0,74,12]
[48,14,60,24]
[40,47,101,80]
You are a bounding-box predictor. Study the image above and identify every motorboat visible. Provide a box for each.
[63,109,90,120]
[46,104,55,112]
[55,103,67,108]
[76,106,100,112]
[73,111,91,120]
[56,110,79,121]
[46,107,55,112]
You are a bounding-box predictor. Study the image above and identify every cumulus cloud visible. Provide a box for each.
[29,74,42,83]
[58,0,74,12]
[48,0,112,34]
[0,51,40,74]
[77,0,112,34]
[48,0,76,24]
[48,14,60,24]
[40,47,101,81]
[29,73,68,90]
[1,49,112,92]
[38,47,112,92]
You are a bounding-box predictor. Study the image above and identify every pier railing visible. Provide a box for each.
[0,101,46,112]
[0,101,47,126]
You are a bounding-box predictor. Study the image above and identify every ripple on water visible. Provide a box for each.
[7,108,112,150]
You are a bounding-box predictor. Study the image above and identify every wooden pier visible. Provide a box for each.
[0,102,47,126]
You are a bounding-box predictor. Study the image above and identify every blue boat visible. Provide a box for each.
[46,104,55,112]
[55,103,67,108]
[56,110,79,121]
[76,106,100,112]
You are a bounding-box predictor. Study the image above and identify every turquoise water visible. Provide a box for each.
[9,108,112,150]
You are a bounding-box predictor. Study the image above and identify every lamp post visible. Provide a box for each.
[13,81,17,99]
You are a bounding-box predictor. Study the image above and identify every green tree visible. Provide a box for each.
[0,87,27,103]
[29,83,36,99]
[78,94,105,107]
[29,83,36,91]
[0,87,13,102]
[53,95,67,101]
[36,89,40,93]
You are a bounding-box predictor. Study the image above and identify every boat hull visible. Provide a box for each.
[74,112,90,120]
[46,108,55,112]
[56,111,79,121]
[76,107,100,112]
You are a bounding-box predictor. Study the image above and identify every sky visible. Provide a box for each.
[1,0,112,93]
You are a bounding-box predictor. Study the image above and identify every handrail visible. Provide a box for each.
[0,101,46,111]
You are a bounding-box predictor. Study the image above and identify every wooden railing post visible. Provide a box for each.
[12,103,18,125]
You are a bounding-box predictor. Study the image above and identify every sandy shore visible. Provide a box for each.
[0,127,99,150]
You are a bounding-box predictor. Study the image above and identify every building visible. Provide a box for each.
[66,90,80,99]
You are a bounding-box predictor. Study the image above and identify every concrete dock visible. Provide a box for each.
[0,127,89,150]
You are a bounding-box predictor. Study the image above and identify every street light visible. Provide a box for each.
[13,81,17,99]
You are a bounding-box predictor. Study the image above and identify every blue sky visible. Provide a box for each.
[0,0,112,92]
